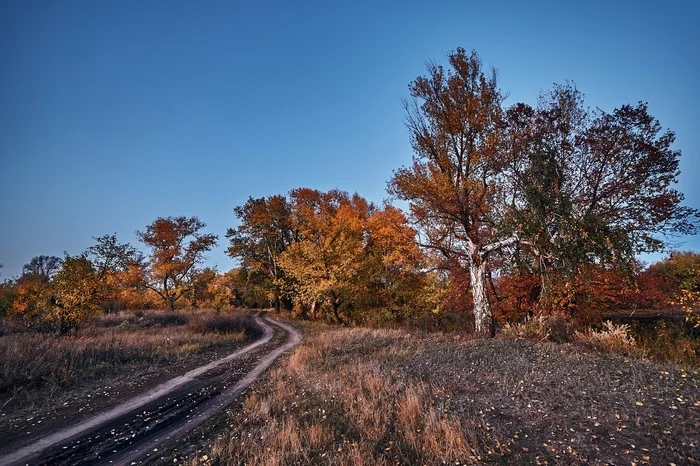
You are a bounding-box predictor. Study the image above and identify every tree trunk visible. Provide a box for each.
[331,299,342,324]
[273,296,281,313]
[469,254,495,337]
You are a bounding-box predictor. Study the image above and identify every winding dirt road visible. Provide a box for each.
[0,314,301,466]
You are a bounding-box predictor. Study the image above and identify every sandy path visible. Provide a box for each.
[0,314,300,466]
[109,317,302,465]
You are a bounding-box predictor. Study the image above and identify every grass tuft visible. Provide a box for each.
[575,320,638,354]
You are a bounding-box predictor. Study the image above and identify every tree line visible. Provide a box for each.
[1,48,698,335]
[0,218,218,333]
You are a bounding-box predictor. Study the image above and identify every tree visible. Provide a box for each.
[136,216,217,311]
[86,234,141,279]
[650,252,700,327]
[506,84,698,269]
[390,49,699,337]
[0,278,17,318]
[207,269,251,311]
[208,270,237,311]
[389,49,509,336]
[226,189,425,322]
[185,267,218,307]
[21,255,62,283]
[279,189,371,322]
[86,234,143,312]
[226,195,295,311]
[11,254,105,334]
[10,274,51,330]
[361,205,426,319]
[50,255,102,334]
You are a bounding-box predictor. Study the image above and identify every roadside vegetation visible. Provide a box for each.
[0,309,260,439]
[187,326,698,465]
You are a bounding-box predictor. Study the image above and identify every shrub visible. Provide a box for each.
[546,314,576,343]
[575,321,638,354]
[500,314,575,343]
[189,314,262,338]
[636,320,699,367]
[501,315,549,341]
[143,313,189,327]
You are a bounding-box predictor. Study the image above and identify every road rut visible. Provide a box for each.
[0,314,301,466]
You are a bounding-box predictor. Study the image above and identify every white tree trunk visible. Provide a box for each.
[469,257,494,337]
[467,240,495,337]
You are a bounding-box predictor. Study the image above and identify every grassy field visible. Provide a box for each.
[1,310,697,465]
[0,309,261,442]
[189,324,699,466]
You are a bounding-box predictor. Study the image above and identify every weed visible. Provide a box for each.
[575,320,639,354]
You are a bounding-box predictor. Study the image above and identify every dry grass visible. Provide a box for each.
[501,314,575,343]
[187,323,698,466]
[0,310,260,403]
[575,320,639,354]
[502,314,699,367]
[501,315,551,341]
[636,320,700,367]
[190,328,508,465]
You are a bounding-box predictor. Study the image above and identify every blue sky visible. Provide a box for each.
[1,0,698,277]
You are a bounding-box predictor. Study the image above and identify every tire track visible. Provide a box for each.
[109,318,301,465]
[0,314,301,466]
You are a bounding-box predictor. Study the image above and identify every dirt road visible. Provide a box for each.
[0,314,301,466]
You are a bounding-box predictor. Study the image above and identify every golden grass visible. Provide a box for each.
[574,320,638,354]
[0,310,256,399]
[189,328,508,465]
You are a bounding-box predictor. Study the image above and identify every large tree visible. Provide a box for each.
[389,49,511,336]
[390,49,698,337]
[278,189,371,322]
[137,216,217,311]
[277,189,423,323]
[226,195,295,311]
[502,84,700,305]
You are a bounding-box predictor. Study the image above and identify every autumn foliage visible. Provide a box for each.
[1,48,698,342]
[226,189,424,324]
[389,48,698,336]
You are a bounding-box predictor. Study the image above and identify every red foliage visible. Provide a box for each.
[490,273,541,323]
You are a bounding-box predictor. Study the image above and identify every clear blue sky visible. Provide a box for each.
[1,0,698,277]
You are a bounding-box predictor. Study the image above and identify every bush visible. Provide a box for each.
[143,313,189,327]
[189,314,262,338]
[500,314,575,343]
[636,320,699,367]
[574,321,638,354]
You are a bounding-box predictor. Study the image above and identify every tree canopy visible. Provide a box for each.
[390,48,699,336]
[137,216,218,311]
[226,195,295,311]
